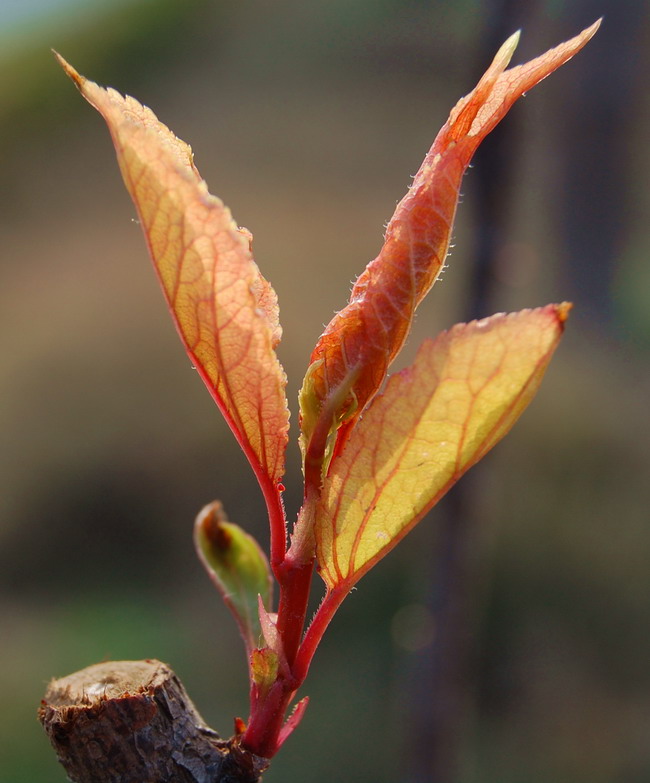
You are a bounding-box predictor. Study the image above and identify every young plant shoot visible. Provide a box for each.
[57,19,599,761]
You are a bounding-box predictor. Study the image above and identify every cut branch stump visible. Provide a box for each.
[39,659,268,783]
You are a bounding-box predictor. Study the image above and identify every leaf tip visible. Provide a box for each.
[587,17,603,38]
[555,301,573,325]
[53,51,85,90]
[568,18,602,54]
[196,500,232,551]
[276,697,310,750]
[496,29,521,69]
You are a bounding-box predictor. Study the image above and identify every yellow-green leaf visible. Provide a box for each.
[315,304,570,590]
[57,55,289,485]
[250,647,279,701]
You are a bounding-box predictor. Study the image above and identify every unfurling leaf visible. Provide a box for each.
[56,55,289,487]
[315,304,570,590]
[276,697,309,751]
[250,647,279,701]
[195,501,273,653]
[258,595,289,672]
[299,21,600,484]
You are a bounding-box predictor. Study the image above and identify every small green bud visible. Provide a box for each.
[194,501,273,653]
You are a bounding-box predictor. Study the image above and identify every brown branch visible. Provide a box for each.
[38,659,269,783]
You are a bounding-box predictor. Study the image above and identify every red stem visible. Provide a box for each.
[242,559,314,756]
[242,678,297,758]
[189,354,289,572]
[261,474,288,575]
[241,408,353,755]
[243,550,352,757]
[275,558,315,668]
[292,585,348,683]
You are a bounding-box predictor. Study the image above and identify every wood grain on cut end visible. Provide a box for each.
[39,659,268,783]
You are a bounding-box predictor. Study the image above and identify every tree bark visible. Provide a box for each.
[38,659,268,783]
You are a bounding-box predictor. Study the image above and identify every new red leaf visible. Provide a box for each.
[299,22,599,486]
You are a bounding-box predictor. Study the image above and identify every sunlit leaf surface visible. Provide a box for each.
[316,304,570,590]
[300,22,599,477]
[57,55,289,485]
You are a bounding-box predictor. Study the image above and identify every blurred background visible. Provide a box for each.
[1,1,649,781]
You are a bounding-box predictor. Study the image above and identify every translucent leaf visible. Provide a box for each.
[57,55,289,486]
[299,22,599,482]
[250,647,279,701]
[316,304,570,589]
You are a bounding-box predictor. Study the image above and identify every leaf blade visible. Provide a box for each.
[299,22,599,481]
[57,55,289,485]
[315,305,569,590]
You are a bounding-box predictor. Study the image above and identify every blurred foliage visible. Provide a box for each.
[0,0,215,141]
[1,1,649,782]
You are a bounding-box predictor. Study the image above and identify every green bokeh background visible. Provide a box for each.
[1,1,649,781]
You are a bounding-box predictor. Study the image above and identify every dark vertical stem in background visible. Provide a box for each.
[465,8,523,322]
[405,2,534,781]
[554,0,647,335]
